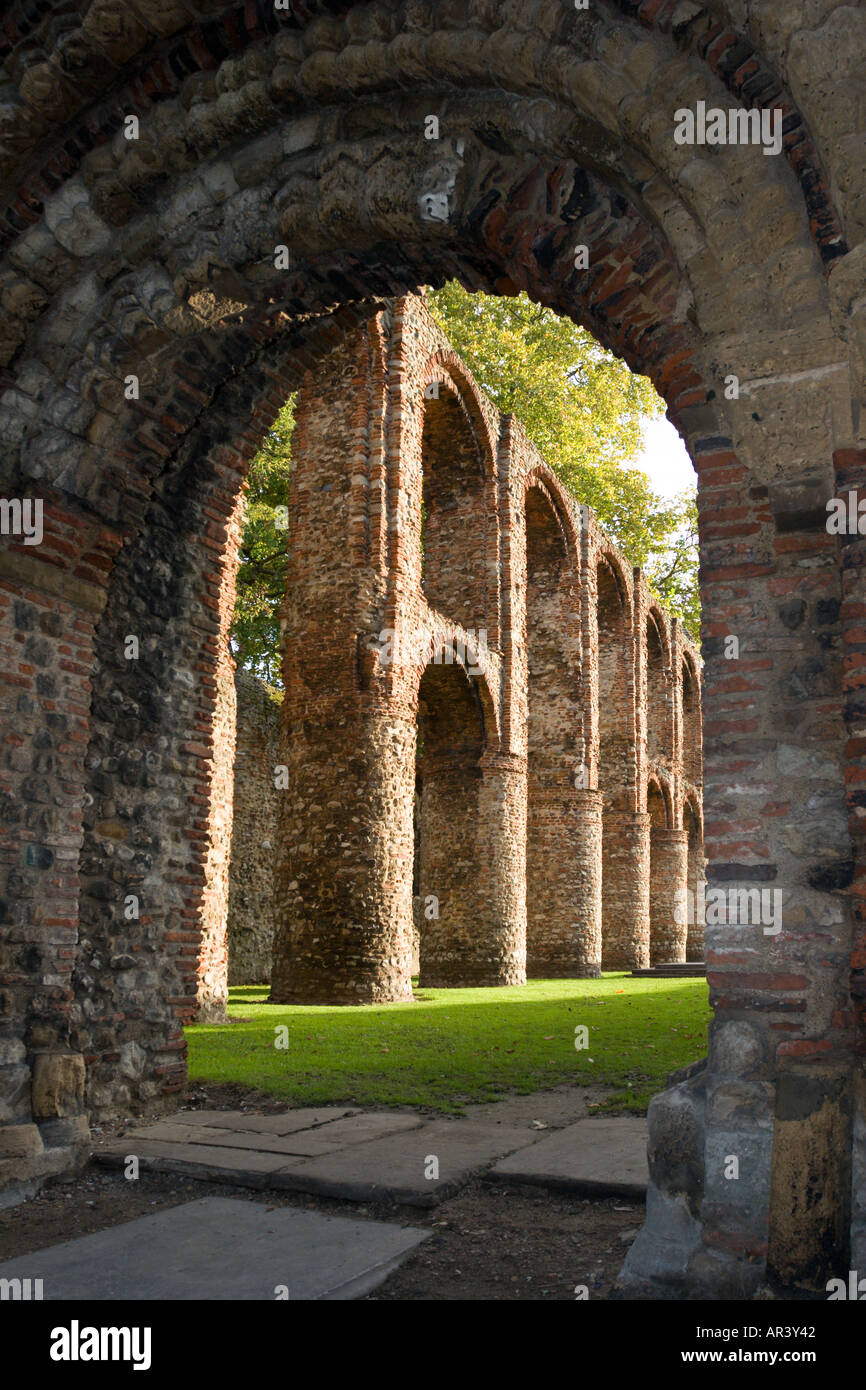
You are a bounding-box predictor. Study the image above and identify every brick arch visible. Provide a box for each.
[419,384,490,635]
[523,466,582,566]
[647,769,687,966]
[415,350,502,641]
[596,550,634,806]
[647,771,675,831]
[420,349,499,478]
[0,0,849,270]
[0,2,848,520]
[682,786,704,841]
[413,651,520,988]
[0,0,863,1302]
[523,473,588,975]
[646,602,673,672]
[411,624,501,757]
[596,548,634,615]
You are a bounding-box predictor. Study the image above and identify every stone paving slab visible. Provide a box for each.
[119,1124,346,1157]
[294,1112,424,1146]
[0,1196,429,1300]
[264,1121,540,1207]
[105,1110,426,1160]
[167,1106,361,1134]
[94,1107,650,1206]
[99,1141,300,1187]
[487,1116,649,1197]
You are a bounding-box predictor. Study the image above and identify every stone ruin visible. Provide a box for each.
[225,295,704,1003]
[0,0,864,1298]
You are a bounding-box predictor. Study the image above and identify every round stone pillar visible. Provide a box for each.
[686,845,707,962]
[527,788,603,977]
[601,811,651,970]
[650,827,689,964]
[420,751,526,987]
[270,709,415,1004]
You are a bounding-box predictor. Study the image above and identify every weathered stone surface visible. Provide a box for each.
[271,1121,540,1207]
[488,1117,649,1197]
[0,1124,43,1159]
[227,673,282,984]
[30,1054,85,1119]
[0,1197,430,1300]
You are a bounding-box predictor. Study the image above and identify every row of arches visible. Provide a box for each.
[264,300,703,1000]
[524,483,704,977]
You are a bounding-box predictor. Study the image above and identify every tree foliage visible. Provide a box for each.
[427,283,699,636]
[230,287,700,683]
[229,398,294,685]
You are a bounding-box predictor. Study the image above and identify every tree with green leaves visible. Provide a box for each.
[427,283,699,636]
[230,287,699,683]
[229,398,294,685]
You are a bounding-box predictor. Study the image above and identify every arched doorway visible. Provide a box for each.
[2,0,860,1298]
[414,655,523,987]
[415,659,484,986]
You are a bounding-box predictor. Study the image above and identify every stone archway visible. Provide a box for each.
[0,0,864,1298]
[416,658,488,987]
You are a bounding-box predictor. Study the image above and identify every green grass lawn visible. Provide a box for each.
[186,974,711,1115]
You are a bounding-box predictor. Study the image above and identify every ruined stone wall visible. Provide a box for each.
[226,671,282,986]
[0,511,114,1188]
[261,294,699,1005]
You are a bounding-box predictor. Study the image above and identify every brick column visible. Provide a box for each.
[0,493,120,1191]
[650,827,689,964]
[686,838,706,962]
[602,811,651,970]
[527,788,603,977]
[268,330,415,1004]
[271,705,415,1004]
[697,445,851,1292]
[479,752,527,984]
[835,447,866,1272]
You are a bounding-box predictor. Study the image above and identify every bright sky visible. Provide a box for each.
[634,414,696,499]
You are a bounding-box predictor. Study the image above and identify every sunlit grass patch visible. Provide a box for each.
[186,973,711,1114]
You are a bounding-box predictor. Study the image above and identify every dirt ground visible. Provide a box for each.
[0,1165,642,1301]
[0,1080,642,1300]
